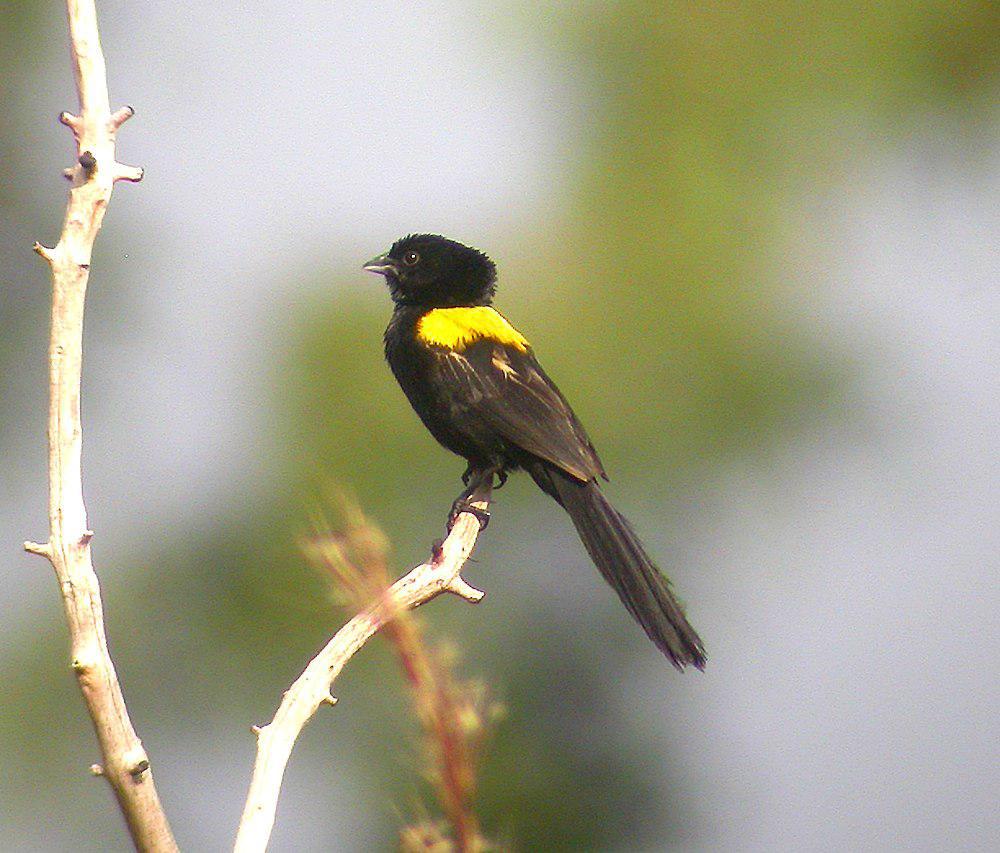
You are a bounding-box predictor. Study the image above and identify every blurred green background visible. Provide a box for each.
[1,1,996,850]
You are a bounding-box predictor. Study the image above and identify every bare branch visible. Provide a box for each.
[233,486,492,852]
[27,1,174,849]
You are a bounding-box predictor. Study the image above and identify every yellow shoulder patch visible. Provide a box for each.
[417,307,530,353]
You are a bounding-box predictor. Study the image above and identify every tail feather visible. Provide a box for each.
[529,462,706,670]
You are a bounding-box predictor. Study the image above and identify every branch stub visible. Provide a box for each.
[109,105,135,131]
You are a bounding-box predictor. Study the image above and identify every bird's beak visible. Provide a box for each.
[363,253,398,276]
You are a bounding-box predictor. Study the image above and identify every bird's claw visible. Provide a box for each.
[448,499,491,532]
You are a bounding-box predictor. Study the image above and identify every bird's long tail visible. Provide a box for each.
[527,462,706,670]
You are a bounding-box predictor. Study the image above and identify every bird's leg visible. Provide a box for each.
[461,463,475,487]
[448,467,496,531]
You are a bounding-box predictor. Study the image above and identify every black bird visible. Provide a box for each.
[365,234,705,669]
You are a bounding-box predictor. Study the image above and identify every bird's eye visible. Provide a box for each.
[403,250,420,266]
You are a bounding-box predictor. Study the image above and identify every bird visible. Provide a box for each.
[364,234,705,670]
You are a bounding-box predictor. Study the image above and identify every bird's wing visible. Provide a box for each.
[433,339,606,482]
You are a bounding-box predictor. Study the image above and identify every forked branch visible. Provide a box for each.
[234,486,492,852]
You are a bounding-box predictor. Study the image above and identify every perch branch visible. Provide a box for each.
[234,486,492,852]
[25,1,176,850]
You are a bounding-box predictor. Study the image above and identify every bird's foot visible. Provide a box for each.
[448,498,491,532]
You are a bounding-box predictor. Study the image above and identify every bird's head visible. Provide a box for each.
[364,234,497,307]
